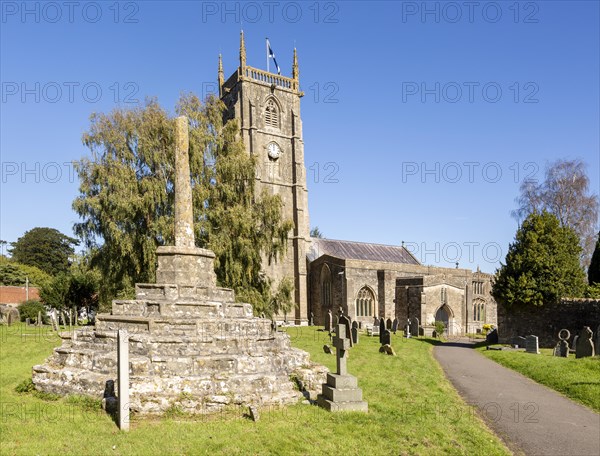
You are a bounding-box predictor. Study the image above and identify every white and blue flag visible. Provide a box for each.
[266,38,281,74]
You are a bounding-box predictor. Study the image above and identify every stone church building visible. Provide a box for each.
[219,33,497,334]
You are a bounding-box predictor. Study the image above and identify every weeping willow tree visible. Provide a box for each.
[73,94,293,313]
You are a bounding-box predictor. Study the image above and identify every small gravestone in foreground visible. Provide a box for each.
[512,336,526,348]
[386,318,392,330]
[317,318,368,412]
[392,318,398,334]
[525,335,540,354]
[351,321,359,345]
[403,322,411,338]
[575,327,595,359]
[553,329,570,357]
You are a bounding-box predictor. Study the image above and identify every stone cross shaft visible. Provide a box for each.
[174,116,195,248]
[333,323,351,376]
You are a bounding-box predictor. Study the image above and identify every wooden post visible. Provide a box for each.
[117,329,130,431]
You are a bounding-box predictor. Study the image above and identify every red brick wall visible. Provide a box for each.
[0,286,40,305]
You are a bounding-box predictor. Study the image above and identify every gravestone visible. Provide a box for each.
[325,309,333,332]
[381,329,391,346]
[410,317,420,337]
[316,320,368,412]
[392,318,398,334]
[386,318,392,330]
[553,329,570,357]
[117,329,129,431]
[373,317,380,328]
[486,328,499,345]
[26,318,31,326]
[595,324,600,356]
[248,405,260,422]
[575,327,595,358]
[525,335,540,354]
[309,312,314,326]
[351,321,359,345]
[403,323,411,338]
[379,319,385,344]
[511,336,526,348]
[37,311,42,326]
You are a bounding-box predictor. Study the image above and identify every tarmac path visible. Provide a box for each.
[433,341,600,456]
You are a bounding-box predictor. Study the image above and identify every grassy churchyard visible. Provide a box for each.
[1,323,510,455]
[478,345,600,413]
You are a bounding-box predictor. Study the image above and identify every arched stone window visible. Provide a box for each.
[356,286,375,317]
[264,99,279,129]
[320,265,332,310]
[473,299,485,321]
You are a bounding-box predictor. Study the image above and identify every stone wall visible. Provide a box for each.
[497,298,600,348]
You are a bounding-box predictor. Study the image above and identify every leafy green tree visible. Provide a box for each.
[39,274,70,310]
[18,300,46,323]
[9,227,78,276]
[512,159,599,268]
[493,211,587,308]
[73,94,292,310]
[588,231,600,285]
[0,257,52,289]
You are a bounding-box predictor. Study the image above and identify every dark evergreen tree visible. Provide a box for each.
[493,211,587,308]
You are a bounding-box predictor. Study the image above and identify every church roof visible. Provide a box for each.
[308,238,421,265]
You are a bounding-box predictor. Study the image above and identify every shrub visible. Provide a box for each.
[18,300,46,323]
[434,321,446,338]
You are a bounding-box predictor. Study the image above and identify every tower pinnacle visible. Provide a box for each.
[292,48,299,81]
[239,30,246,69]
[218,54,224,96]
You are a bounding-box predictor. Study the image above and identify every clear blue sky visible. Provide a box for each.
[1,1,599,273]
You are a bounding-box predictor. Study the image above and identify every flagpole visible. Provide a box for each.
[266,38,269,73]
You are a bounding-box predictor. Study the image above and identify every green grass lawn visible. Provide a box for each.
[478,345,600,412]
[1,324,510,455]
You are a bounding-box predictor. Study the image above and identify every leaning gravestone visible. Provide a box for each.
[379,319,386,344]
[392,318,398,334]
[410,317,420,337]
[511,336,526,348]
[32,116,326,416]
[386,318,392,330]
[575,327,595,359]
[351,321,359,345]
[486,328,499,345]
[525,335,540,354]
[553,329,570,357]
[317,318,368,412]
[373,317,380,328]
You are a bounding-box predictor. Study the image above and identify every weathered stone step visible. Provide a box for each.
[111,299,253,319]
[134,283,235,303]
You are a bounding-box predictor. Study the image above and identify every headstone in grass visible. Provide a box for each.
[525,335,540,354]
[392,318,398,334]
[325,309,333,332]
[316,320,368,412]
[404,322,411,338]
[486,328,499,345]
[386,318,392,330]
[379,319,385,344]
[410,317,420,337]
[553,329,570,357]
[381,329,391,346]
[575,327,595,359]
[512,336,526,348]
[373,316,380,328]
[351,321,359,345]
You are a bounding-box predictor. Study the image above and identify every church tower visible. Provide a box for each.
[219,32,310,323]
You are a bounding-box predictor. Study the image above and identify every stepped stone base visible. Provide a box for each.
[32,249,327,415]
[316,373,368,412]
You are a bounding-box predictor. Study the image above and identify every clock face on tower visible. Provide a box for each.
[268,142,281,160]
